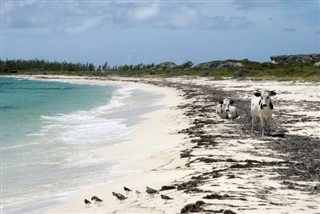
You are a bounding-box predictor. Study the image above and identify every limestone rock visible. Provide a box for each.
[270,54,320,64]
[156,62,177,70]
[194,60,243,70]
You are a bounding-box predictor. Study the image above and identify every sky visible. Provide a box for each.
[1,0,319,67]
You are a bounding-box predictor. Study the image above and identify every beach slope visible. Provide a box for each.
[33,76,319,214]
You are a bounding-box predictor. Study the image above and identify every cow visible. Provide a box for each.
[216,99,239,119]
[227,104,239,119]
[216,99,228,119]
[251,90,276,136]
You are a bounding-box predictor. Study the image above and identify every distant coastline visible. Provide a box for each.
[1,53,319,81]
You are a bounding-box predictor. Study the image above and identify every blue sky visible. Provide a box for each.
[1,0,319,66]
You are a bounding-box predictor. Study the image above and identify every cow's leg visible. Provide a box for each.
[251,115,257,134]
[252,115,260,134]
[266,118,271,136]
[261,117,266,136]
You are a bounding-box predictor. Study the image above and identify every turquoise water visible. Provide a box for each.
[0,77,133,213]
[2,77,115,145]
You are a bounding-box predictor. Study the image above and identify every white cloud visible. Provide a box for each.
[63,16,103,34]
[169,5,199,28]
[1,1,253,32]
[130,1,160,21]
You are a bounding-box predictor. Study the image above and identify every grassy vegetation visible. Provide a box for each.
[1,57,320,81]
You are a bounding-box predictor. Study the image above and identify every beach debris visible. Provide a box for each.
[180,149,194,158]
[180,201,205,213]
[176,180,200,193]
[146,187,158,196]
[223,210,237,214]
[160,185,176,191]
[123,186,132,194]
[84,199,91,208]
[160,194,173,203]
[203,193,229,200]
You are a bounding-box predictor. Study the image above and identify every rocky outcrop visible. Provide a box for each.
[270,54,320,64]
[156,62,177,70]
[194,60,243,70]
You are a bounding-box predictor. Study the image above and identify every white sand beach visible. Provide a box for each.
[33,76,193,214]
[9,75,319,214]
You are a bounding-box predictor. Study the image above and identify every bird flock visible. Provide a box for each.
[84,186,173,208]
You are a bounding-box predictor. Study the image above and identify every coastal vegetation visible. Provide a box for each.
[1,54,319,81]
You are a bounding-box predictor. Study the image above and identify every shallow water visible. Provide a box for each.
[1,77,161,213]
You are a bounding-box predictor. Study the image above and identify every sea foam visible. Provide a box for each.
[2,80,138,214]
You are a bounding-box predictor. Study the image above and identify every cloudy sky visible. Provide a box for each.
[1,0,319,66]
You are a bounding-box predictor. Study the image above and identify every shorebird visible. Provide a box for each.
[117,193,128,203]
[91,196,98,202]
[112,192,127,203]
[84,199,91,208]
[112,192,120,200]
[146,187,158,197]
[124,186,132,194]
[91,196,103,206]
[160,194,173,204]
[135,190,141,198]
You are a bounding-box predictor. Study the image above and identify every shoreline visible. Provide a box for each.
[2,75,320,213]
[26,75,191,213]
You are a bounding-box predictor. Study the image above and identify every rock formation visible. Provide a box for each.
[194,60,244,70]
[270,54,320,64]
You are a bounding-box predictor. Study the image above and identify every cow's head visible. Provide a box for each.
[216,100,224,113]
[223,99,234,112]
[254,90,276,109]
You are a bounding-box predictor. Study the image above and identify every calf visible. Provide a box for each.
[216,99,239,119]
[216,99,228,119]
[251,90,276,136]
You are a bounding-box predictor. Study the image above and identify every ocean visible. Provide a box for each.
[0,77,159,213]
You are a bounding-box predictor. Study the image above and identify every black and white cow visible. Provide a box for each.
[216,99,228,119]
[216,99,239,119]
[251,90,276,136]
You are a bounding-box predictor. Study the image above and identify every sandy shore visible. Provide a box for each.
[27,75,191,214]
[9,75,319,214]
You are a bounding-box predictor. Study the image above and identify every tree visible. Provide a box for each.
[102,62,109,70]
[180,61,193,69]
[88,63,95,71]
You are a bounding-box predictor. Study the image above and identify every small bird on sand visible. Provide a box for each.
[135,190,141,198]
[112,192,127,203]
[91,196,98,202]
[124,186,132,194]
[146,187,158,197]
[84,199,91,208]
[117,193,128,203]
[112,192,120,200]
[160,194,173,203]
[91,196,103,206]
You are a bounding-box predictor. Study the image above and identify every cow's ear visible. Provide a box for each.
[230,100,234,104]
[254,92,261,97]
[270,90,276,96]
[219,100,223,104]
